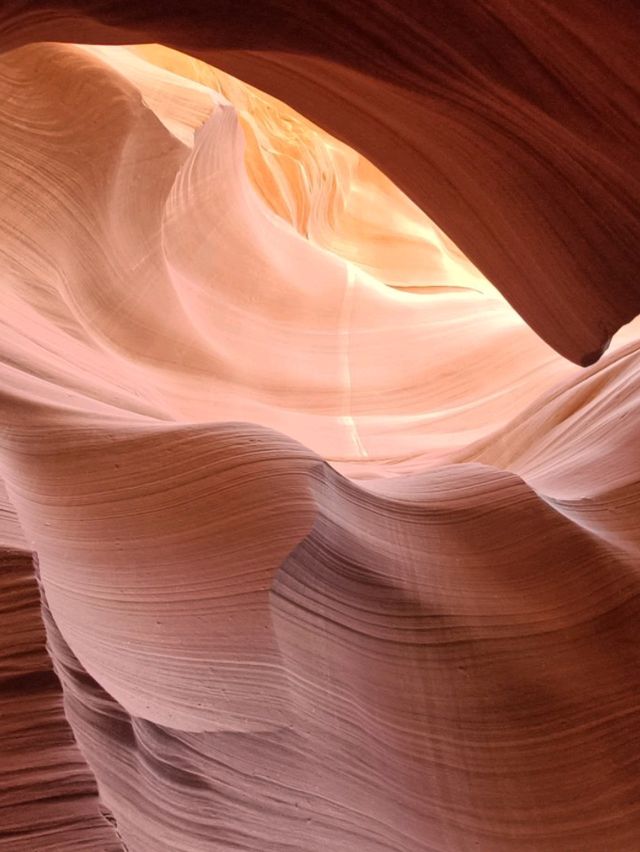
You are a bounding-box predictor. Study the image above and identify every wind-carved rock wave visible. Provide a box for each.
[0,10,639,852]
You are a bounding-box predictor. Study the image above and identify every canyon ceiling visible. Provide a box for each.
[1,2,640,851]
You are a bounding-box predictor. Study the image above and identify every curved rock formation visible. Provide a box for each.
[0,5,639,851]
[2,1,640,363]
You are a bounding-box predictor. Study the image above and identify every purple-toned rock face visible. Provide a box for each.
[0,6,640,850]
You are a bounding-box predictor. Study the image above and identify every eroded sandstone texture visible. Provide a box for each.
[0,4,639,851]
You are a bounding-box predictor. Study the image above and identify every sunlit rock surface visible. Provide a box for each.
[0,5,639,851]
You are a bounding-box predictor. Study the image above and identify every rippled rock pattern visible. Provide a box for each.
[0,4,639,851]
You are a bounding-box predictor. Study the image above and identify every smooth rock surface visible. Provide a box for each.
[0,8,639,851]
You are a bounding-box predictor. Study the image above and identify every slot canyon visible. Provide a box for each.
[1,3,640,850]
